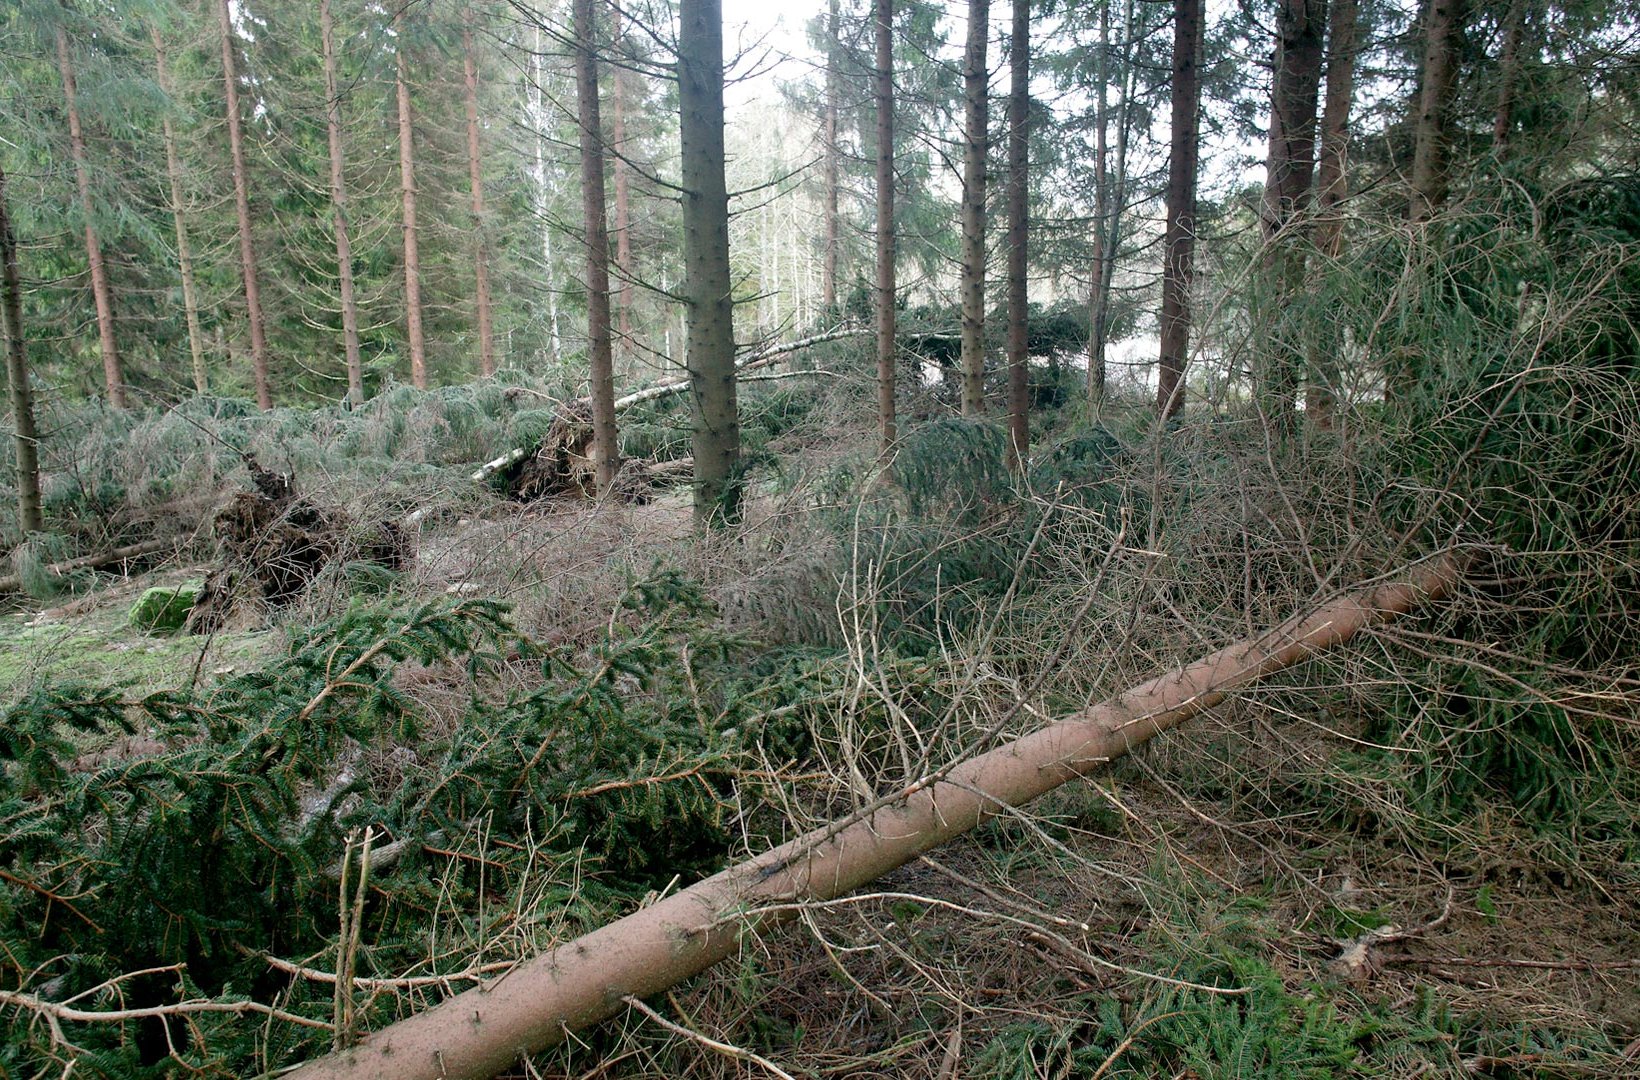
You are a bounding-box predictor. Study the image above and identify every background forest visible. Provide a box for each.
[1,0,1638,1077]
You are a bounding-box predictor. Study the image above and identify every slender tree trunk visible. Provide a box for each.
[822,0,841,314]
[575,0,619,494]
[1157,0,1202,419]
[464,12,497,378]
[612,6,634,351]
[53,22,125,409]
[217,0,271,409]
[959,0,989,416]
[1087,0,1110,409]
[1005,0,1029,468]
[874,0,896,456]
[1493,0,1525,153]
[1258,0,1326,427]
[1306,0,1359,426]
[0,162,44,535]
[152,28,208,396]
[680,0,740,524]
[529,28,561,365]
[321,0,365,404]
[1408,0,1466,224]
[396,12,427,390]
[1089,0,1137,412]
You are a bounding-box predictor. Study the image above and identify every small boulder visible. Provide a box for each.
[129,584,202,635]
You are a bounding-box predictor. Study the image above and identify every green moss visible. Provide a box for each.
[129,584,202,635]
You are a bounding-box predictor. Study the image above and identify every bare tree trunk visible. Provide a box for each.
[611,6,634,351]
[1087,0,1110,410]
[529,27,561,365]
[284,552,1470,1080]
[53,22,125,409]
[680,0,740,524]
[1089,0,1137,412]
[0,161,44,535]
[464,12,497,378]
[152,27,208,396]
[217,0,271,410]
[1408,0,1466,224]
[1306,0,1359,426]
[822,0,841,314]
[321,0,364,405]
[959,0,989,416]
[1258,0,1327,427]
[575,0,619,494]
[1493,0,1525,153]
[396,12,427,390]
[1005,0,1029,468]
[874,0,896,456]
[1157,0,1201,419]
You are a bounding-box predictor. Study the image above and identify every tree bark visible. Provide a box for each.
[612,5,634,351]
[396,11,427,390]
[575,0,619,494]
[53,20,125,409]
[1408,0,1466,224]
[284,552,1469,1080]
[1306,0,1359,426]
[0,161,44,535]
[1492,0,1525,153]
[959,0,989,416]
[680,0,740,524]
[822,0,841,314]
[1157,0,1202,419]
[152,28,208,396]
[1005,0,1030,468]
[217,0,271,410]
[1088,0,1137,412]
[464,12,497,378]
[321,0,365,405]
[875,0,897,456]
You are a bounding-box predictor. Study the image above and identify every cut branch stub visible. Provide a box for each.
[286,551,1469,1080]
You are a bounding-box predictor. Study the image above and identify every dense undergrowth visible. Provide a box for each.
[2,177,1637,1077]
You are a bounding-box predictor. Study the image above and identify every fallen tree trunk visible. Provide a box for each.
[287,551,1468,1080]
[0,537,177,595]
[472,326,868,485]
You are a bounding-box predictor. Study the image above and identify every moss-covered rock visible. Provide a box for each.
[129,584,202,635]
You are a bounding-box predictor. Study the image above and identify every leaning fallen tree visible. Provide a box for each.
[287,551,1468,1080]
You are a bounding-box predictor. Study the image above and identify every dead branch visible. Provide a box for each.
[0,538,177,594]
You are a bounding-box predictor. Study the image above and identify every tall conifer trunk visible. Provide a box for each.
[1,161,44,535]
[217,0,271,409]
[1408,0,1466,224]
[611,6,633,350]
[1493,0,1525,153]
[822,0,841,314]
[1156,0,1201,419]
[874,0,896,455]
[1088,0,1136,411]
[680,0,739,523]
[959,0,989,415]
[1005,0,1030,467]
[152,28,208,395]
[464,11,496,377]
[1307,0,1359,425]
[575,0,619,494]
[54,21,125,409]
[396,11,427,390]
[321,0,364,404]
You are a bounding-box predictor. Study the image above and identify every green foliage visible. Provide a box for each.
[127,583,200,634]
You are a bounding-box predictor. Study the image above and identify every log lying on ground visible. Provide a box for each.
[287,551,1468,1080]
[0,537,177,595]
[472,326,869,486]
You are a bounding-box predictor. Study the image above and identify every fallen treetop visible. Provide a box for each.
[286,550,1469,1080]
[0,538,178,596]
[471,326,869,484]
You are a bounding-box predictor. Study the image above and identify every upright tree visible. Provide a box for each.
[680,0,739,523]
[1408,0,1466,224]
[1156,0,1202,418]
[1005,0,1030,466]
[396,9,427,390]
[959,0,989,416]
[1307,0,1359,424]
[874,0,897,455]
[1492,0,1526,153]
[464,6,497,377]
[53,17,125,409]
[217,0,272,409]
[1087,0,1138,410]
[611,5,634,349]
[320,0,365,404]
[821,0,841,314]
[0,160,44,535]
[575,0,619,494]
[152,26,208,396]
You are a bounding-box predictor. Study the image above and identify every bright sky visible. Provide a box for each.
[720,0,827,110]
